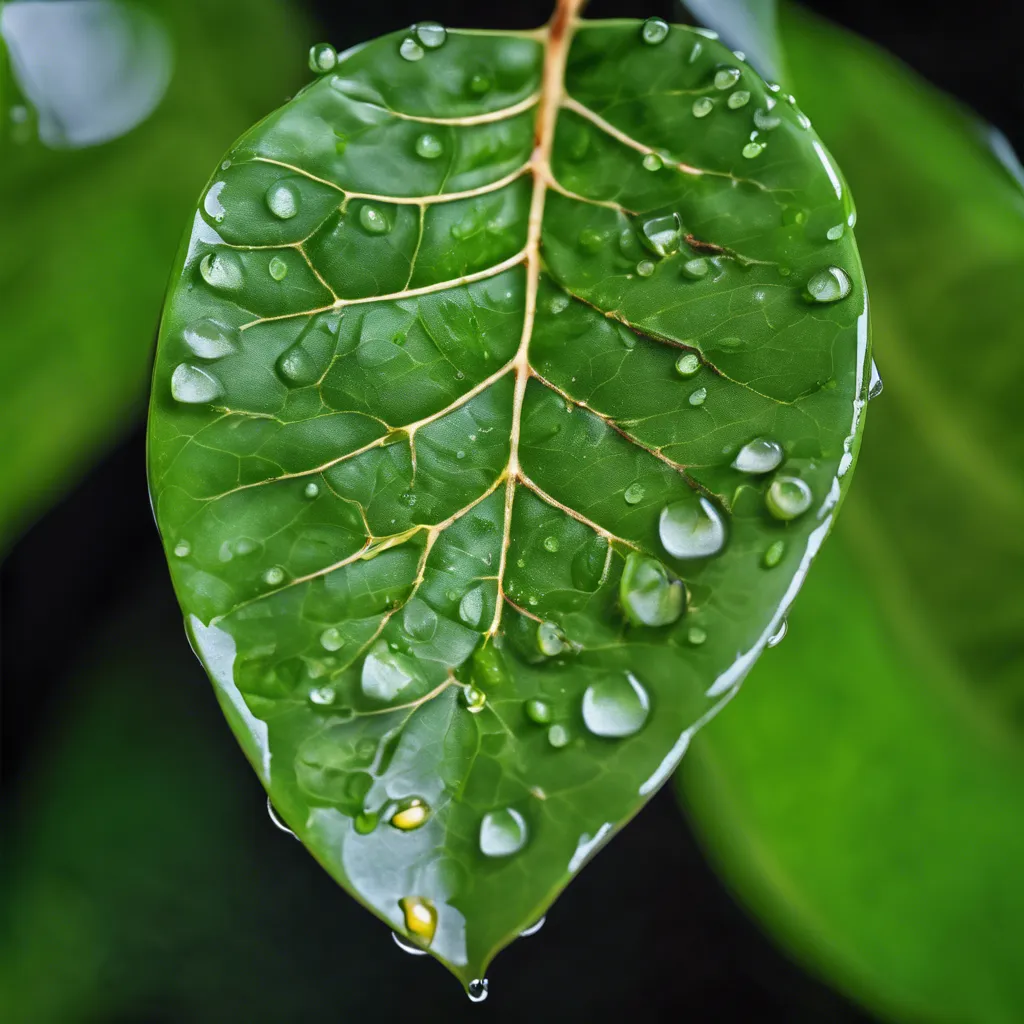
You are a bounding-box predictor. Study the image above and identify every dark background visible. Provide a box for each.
[3,1,1021,1020]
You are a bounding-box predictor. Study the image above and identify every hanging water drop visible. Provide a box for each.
[675,352,700,377]
[392,931,428,956]
[763,539,785,568]
[183,318,239,360]
[479,807,528,857]
[804,266,852,304]
[308,43,337,73]
[659,497,726,559]
[868,360,884,400]
[582,672,650,738]
[766,476,813,520]
[171,364,223,404]
[619,552,684,627]
[623,482,645,505]
[692,96,714,118]
[641,17,669,45]
[399,37,424,61]
[414,21,447,49]
[390,797,431,831]
[468,979,489,1003]
[199,251,243,291]
[268,255,288,281]
[398,896,437,945]
[733,437,784,474]
[277,344,318,386]
[359,204,390,235]
[767,619,788,647]
[714,68,741,90]
[266,180,300,220]
[415,132,443,159]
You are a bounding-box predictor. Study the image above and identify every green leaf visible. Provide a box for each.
[682,0,787,85]
[680,7,1024,1023]
[0,0,309,549]
[147,6,867,988]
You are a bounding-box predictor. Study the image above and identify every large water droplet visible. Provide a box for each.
[714,67,741,90]
[183,318,239,360]
[641,17,669,44]
[414,21,447,49]
[415,132,443,159]
[675,352,700,377]
[868,360,884,400]
[266,180,300,220]
[733,437,784,474]
[359,204,390,235]
[392,931,428,956]
[276,344,318,387]
[468,979,489,1003]
[659,497,726,559]
[766,476,813,520]
[390,797,430,831]
[582,672,650,738]
[692,96,714,118]
[619,552,684,627]
[804,266,852,303]
[641,213,682,257]
[399,37,424,62]
[308,43,337,73]
[171,364,222,404]
[200,251,243,291]
[767,619,788,647]
[479,807,528,857]
[361,641,415,700]
[398,896,437,945]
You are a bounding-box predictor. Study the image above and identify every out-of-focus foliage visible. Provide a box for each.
[680,5,1024,1023]
[0,0,309,551]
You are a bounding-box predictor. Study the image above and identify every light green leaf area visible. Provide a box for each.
[0,0,308,548]
[681,6,1024,1024]
[148,12,867,986]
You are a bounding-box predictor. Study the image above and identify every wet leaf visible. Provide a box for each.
[148,5,868,988]
[680,6,1024,1023]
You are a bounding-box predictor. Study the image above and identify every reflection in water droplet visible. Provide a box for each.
[687,626,707,646]
[766,477,813,520]
[398,896,437,945]
[727,90,750,109]
[537,621,567,657]
[767,619,788,647]
[415,132,443,159]
[868,360,884,400]
[390,797,430,831]
[659,497,726,559]
[392,931,428,956]
[733,437,784,474]
[308,42,337,73]
[267,797,296,838]
[359,204,390,235]
[320,627,344,651]
[642,152,663,171]
[399,37,424,61]
[468,979,489,1003]
[547,723,570,748]
[304,481,320,499]
[804,266,852,303]
[171,364,222,404]
[675,352,700,377]
[714,67,741,90]
[688,386,707,407]
[462,685,487,713]
[692,97,714,118]
[173,539,190,558]
[620,552,684,627]
[524,699,552,724]
[414,21,447,49]
[542,535,559,553]
[479,807,528,857]
[742,141,765,159]
[266,180,300,220]
[763,539,785,568]
[200,252,243,291]
[623,482,645,505]
[268,255,288,281]
[582,672,650,738]
[641,17,669,44]
[520,916,546,938]
[636,259,655,278]
[183,318,239,360]
[641,213,682,257]
[308,685,335,706]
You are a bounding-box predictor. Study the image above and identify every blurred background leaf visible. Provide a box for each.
[0,0,309,551]
[679,4,1024,1023]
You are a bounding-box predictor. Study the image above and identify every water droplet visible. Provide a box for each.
[304,481,320,499]
[733,437,784,474]
[537,621,568,657]
[359,204,390,235]
[362,640,415,700]
[309,685,335,706]
[742,141,765,159]
[641,213,682,257]
[173,539,191,558]
[767,619,788,647]
[266,180,300,220]
[826,224,845,241]
[714,68,741,90]
[636,259,655,278]
[675,353,700,377]
[276,344,318,387]
[623,482,645,505]
[868,360,884,400]
[687,626,707,645]
[548,294,570,315]
[308,43,337,73]
[582,672,650,738]
[415,132,443,159]
[267,797,296,838]
[766,476,813,520]
[183,318,239,360]
[320,627,344,651]
[399,37,424,62]
[753,108,782,131]
[263,566,285,586]
[659,497,726,559]
[462,685,487,713]
[727,90,750,109]
[479,807,528,857]
[642,152,663,171]
[414,21,446,48]
[204,182,226,223]
[398,896,437,945]
[520,916,546,938]
[620,552,684,627]
[641,17,669,44]
[459,587,485,628]
[468,979,489,1003]
[692,96,714,118]
[392,931,428,956]
[171,364,222,404]
[524,699,552,724]
[688,386,707,406]
[681,258,709,280]
[804,266,852,303]
[199,251,243,291]
[390,797,430,831]
[268,255,288,281]
[688,40,703,63]
[542,535,559,553]
[468,71,492,95]
[763,539,785,568]
[547,724,570,748]
[403,600,438,641]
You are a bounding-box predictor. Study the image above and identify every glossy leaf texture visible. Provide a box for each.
[148,8,868,987]
[680,6,1024,1023]
[0,0,308,549]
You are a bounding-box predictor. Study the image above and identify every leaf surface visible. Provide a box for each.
[148,7,868,985]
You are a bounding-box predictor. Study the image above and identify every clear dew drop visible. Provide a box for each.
[619,552,684,627]
[414,21,447,49]
[675,352,700,377]
[309,685,336,706]
[204,182,226,223]
[826,224,845,241]
[276,344,318,387]
[458,587,485,628]
[390,797,431,831]
[468,979,489,1003]
[479,807,528,857]
[642,152,663,171]
[714,67,741,90]
[687,626,707,646]
[692,96,714,119]
[548,294,570,315]
[199,251,243,291]
[868,359,884,400]
[524,698,552,724]
[392,931,428,956]
[766,476,813,520]
[733,437,784,474]
[767,619,788,648]
[641,16,669,44]
[359,204,390,235]
[727,90,751,109]
[462,685,487,713]
[742,141,766,159]
[624,482,645,505]
[763,539,785,568]
[520,916,546,938]
[398,896,437,945]
[171,363,222,404]
[304,481,320,499]
[688,386,707,406]
[263,566,285,587]
[641,212,682,257]
[542,535,559,553]
[266,180,300,220]
[183,318,238,360]
[399,36,424,61]
[547,724,570,748]
[173,539,191,558]
[659,497,726,559]
[753,108,782,131]
[268,255,288,281]
[537,621,568,657]
[804,266,852,303]
[320,626,344,651]
[308,43,337,74]
[681,257,709,280]
[636,259,655,278]
[468,72,492,95]
[415,132,443,159]
[582,672,650,738]
[361,641,414,700]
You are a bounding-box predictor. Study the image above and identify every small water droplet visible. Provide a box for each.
[624,482,645,505]
[675,352,700,377]
[524,699,552,724]
[620,552,684,627]
[742,141,765,159]
[753,108,782,131]
[399,37,424,62]
[804,266,852,303]
[520,916,546,938]
[266,180,300,220]
[642,152,663,171]
[868,360,884,400]
[309,685,336,706]
[547,724,570,748]
[171,364,222,404]
[542,535,559,553]
[692,96,714,118]
[462,685,487,713]
[641,17,669,45]
[468,979,489,1003]
[415,132,443,159]
[398,896,437,944]
[659,497,726,559]
[636,259,655,278]
[183,318,239,360]
[468,71,492,95]
[582,672,650,738]
[767,619,788,647]
[390,797,430,831]
[199,251,243,291]
[320,627,344,651]
[763,539,785,568]
[548,293,570,316]
[727,90,750,109]
[714,67,741,90]
[414,21,447,48]
[308,43,337,73]
[681,258,709,280]
[392,931,428,956]
[687,626,707,645]
[268,255,288,281]
[173,539,191,558]
[459,587,485,627]
[479,807,528,857]
[641,213,682,257]
[304,481,320,499]
[359,204,390,235]
[537,621,568,657]
[688,386,707,406]
[578,227,606,254]
[263,566,285,586]
[766,476,813,520]
[826,224,845,241]
[733,437,784,474]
